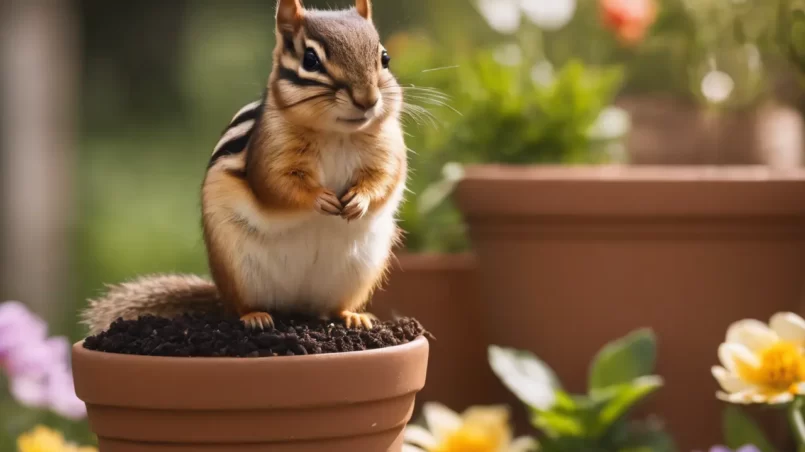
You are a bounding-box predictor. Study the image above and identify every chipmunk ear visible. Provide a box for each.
[356,0,372,21]
[277,0,304,32]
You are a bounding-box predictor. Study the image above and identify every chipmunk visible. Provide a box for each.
[82,0,408,335]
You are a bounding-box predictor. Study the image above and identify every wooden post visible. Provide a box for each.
[0,0,79,323]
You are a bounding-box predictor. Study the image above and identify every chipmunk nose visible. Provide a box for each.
[352,89,380,111]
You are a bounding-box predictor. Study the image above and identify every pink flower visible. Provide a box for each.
[599,0,657,45]
[0,301,86,420]
[0,301,48,361]
[5,336,69,379]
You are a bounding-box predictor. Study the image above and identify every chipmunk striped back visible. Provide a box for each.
[209,98,264,168]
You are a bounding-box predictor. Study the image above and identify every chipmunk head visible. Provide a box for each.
[269,0,400,133]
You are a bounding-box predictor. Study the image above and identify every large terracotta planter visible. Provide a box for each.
[618,96,804,167]
[455,165,805,450]
[72,337,429,452]
[371,253,503,414]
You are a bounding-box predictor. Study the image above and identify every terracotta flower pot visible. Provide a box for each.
[371,253,504,414]
[71,337,429,452]
[454,165,805,450]
[618,96,804,168]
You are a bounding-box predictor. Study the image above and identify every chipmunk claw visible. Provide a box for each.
[316,189,342,216]
[340,189,369,221]
[241,312,275,330]
[340,311,375,329]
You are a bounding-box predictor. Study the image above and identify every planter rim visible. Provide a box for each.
[72,335,426,364]
[460,164,805,182]
[455,164,805,218]
[72,336,429,410]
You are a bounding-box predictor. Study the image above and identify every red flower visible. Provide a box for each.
[600,0,658,45]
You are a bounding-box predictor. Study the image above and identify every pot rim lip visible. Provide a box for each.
[459,164,805,182]
[72,335,428,363]
[454,164,805,218]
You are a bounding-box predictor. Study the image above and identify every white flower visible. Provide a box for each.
[701,70,734,104]
[493,43,523,67]
[712,312,805,404]
[531,61,555,87]
[520,0,577,31]
[475,0,522,34]
[404,403,536,452]
[587,106,632,141]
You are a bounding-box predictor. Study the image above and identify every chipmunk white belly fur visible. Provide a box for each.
[234,129,405,315]
[82,0,409,334]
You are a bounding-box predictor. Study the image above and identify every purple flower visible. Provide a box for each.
[707,446,761,452]
[0,301,86,420]
[0,301,48,361]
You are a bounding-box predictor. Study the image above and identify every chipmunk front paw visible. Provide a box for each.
[315,189,343,216]
[340,188,370,221]
[340,310,375,329]
[241,312,275,330]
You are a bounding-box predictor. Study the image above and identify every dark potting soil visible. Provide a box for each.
[82,313,429,358]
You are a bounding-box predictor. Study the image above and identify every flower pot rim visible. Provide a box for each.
[72,334,427,363]
[72,336,430,410]
[455,164,805,218]
[460,164,805,182]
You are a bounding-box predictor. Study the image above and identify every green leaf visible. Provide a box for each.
[488,345,562,410]
[589,329,657,392]
[538,436,607,452]
[591,376,664,438]
[532,409,587,437]
[529,391,595,438]
[607,416,675,452]
[723,405,779,452]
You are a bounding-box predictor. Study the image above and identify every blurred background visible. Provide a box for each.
[1,0,805,450]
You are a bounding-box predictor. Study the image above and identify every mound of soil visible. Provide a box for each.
[82,313,429,358]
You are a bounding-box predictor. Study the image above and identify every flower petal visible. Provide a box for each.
[717,389,767,404]
[726,319,777,352]
[736,446,763,452]
[403,425,437,449]
[766,392,794,404]
[770,312,805,343]
[711,366,752,393]
[47,366,87,420]
[422,402,462,441]
[510,436,538,452]
[718,343,760,374]
[402,445,426,452]
[9,376,48,408]
[475,0,521,34]
[520,0,577,31]
[462,404,510,426]
[0,301,48,357]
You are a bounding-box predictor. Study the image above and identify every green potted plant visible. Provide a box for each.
[616,0,804,166]
[401,328,675,452]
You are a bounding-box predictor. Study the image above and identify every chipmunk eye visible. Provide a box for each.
[303,48,322,72]
[381,50,391,69]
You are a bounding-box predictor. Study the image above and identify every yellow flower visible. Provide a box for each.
[403,403,536,452]
[713,312,805,404]
[17,426,97,452]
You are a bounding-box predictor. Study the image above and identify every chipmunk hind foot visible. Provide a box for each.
[240,311,275,330]
[339,310,377,329]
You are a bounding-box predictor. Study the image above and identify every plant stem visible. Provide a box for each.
[788,397,805,452]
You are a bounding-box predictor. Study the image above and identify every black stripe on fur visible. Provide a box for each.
[208,97,265,168]
[277,66,334,89]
